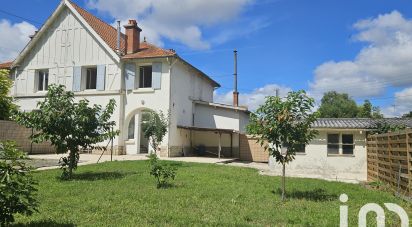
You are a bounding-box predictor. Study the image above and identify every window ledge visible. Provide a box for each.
[295,153,306,156]
[125,139,135,144]
[327,154,355,157]
[133,88,155,93]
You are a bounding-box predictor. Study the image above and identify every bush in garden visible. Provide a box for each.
[0,141,38,225]
[148,154,176,188]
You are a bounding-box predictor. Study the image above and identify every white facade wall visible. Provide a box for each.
[122,58,171,155]
[269,129,368,183]
[12,6,122,152]
[194,105,238,130]
[168,62,215,156]
[12,7,121,97]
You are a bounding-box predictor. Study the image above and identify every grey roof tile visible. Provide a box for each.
[312,118,412,129]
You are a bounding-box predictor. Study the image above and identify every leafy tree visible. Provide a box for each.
[0,69,17,120]
[372,122,406,134]
[141,110,169,154]
[13,85,118,179]
[0,141,38,225]
[148,153,177,188]
[357,100,372,118]
[357,100,383,118]
[402,111,412,118]
[318,91,359,118]
[247,90,318,201]
[371,106,384,119]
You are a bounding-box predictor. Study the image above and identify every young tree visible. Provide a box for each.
[247,90,318,201]
[0,69,17,120]
[14,85,118,179]
[141,110,169,154]
[0,141,38,225]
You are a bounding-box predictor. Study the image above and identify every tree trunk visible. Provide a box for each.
[281,162,286,201]
[68,150,76,179]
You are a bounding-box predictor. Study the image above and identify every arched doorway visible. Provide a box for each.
[124,108,152,155]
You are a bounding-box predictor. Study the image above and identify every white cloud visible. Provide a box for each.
[214,84,291,110]
[382,87,412,117]
[0,19,37,62]
[310,11,412,98]
[87,0,255,49]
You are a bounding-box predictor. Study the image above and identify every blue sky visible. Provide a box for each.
[1,0,412,116]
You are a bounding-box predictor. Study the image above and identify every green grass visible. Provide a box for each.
[13,160,411,226]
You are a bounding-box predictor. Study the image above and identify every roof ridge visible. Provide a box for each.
[67,0,126,53]
[68,0,124,36]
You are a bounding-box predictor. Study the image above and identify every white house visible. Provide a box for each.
[268,118,412,183]
[5,0,249,157]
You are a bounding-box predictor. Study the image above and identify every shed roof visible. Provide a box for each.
[312,118,412,129]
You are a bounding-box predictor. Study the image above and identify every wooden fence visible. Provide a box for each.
[367,130,412,197]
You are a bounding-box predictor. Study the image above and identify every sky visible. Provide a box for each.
[1,0,412,116]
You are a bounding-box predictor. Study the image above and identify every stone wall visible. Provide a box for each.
[0,120,55,154]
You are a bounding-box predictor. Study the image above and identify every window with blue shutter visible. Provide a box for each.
[96,65,106,91]
[72,66,81,92]
[125,63,136,90]
[152,62,162,89]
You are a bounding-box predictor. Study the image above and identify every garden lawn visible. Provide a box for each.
[14,160,411,226]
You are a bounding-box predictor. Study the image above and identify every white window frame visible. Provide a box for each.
[35,69,49,92]
[137,64,152,89]
[81,66,97,90]
[327,133,355,156]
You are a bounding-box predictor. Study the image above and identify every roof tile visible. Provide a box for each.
[0,61,13,70]
[312,118,412,129]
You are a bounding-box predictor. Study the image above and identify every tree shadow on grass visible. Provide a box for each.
[272,188,337,202]
[11,221,75,227]
[56,171,138,181]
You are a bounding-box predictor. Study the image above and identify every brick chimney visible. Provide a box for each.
[124,20,142,54]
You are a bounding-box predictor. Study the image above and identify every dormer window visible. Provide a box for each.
[36,69,49,92]
[139,65,152,88]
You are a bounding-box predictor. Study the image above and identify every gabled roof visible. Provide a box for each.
[312,118,412,129]
[68,0,126,54]
[12,0,122,67]
[0,61,13,70]
[10,0,220,87]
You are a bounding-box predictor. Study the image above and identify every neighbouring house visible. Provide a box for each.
[268,118,412,182]
[3,0,249,157]
[0,61,12,70]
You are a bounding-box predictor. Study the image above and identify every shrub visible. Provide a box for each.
[148,154,177,188]
[0,141,38,225]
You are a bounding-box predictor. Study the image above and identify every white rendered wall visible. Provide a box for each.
[269,129,368,183]
[168,61,216,155]
[122,58,171,155]
[194,104,249,133]
[11,6,122,150]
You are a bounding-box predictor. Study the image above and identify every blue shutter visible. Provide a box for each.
[125,63,135,90]
[152,62,162,89]
[72,66,81,92]
[96,65,106,91]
